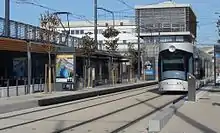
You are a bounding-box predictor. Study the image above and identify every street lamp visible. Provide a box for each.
[5,0,10,37]
[97,7,115,27]
[53,12,71,34]
[94,0,98,49]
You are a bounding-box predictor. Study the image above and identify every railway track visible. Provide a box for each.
[0,84,186,133]
[0,84,158,120]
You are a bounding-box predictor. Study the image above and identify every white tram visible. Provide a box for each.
[158,42,212,92]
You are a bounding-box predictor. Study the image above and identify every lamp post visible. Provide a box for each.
[94,0,98,49]
[96,6,115,84]
[5,0,10,37]
[137,9,141,80]
[53,12,72,45]
[97,7,115,27]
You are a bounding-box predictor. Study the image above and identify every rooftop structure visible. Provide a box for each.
[135,1,197,44]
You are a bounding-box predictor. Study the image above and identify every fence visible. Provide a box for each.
[0,17,81,47]
[0,77,45,98]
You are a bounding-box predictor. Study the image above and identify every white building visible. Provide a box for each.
[135,1,197,46]
[56,20,143,54]
[134,1,197,80]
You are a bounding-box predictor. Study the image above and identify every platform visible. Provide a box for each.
[0,80,157,114]
[160,85,220,133]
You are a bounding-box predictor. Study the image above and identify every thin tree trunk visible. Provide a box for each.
[87,56,91,88]
[111,56,115,85]
[48,51,52,93]
[44,64,48,93]
[83,57,87,88]
[130,66,133,82]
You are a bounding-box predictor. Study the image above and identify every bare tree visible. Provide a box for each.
[80,33,96,88]
[40,11,60,93]
[102,26,120,85]
[127,43,138,81]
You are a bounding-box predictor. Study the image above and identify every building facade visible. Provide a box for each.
[135,1,197,80]
[56,20,143,54]
[135,1,197,45]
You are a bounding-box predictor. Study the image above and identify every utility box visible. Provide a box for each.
[187,73,196,101]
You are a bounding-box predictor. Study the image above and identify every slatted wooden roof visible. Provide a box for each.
[0,37,54,53]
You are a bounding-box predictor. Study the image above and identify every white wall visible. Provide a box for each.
[56,25,142,52]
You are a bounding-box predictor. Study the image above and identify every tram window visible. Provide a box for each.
[161,51,185,72]
[162,59,185,72]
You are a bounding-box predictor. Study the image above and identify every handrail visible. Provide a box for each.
[0,17,82,47]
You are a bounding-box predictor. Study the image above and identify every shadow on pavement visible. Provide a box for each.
[212,102,220,106]
[175,111,217,133]
[135,98,159,110]
[54,120,65,132]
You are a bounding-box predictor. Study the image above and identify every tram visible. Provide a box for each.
[158,42,212,92]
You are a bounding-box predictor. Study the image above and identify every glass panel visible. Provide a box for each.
[71,30,74,34]
[80,30,84,34]
[159,50,193,81]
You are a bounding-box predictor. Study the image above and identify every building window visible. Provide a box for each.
[75,30,79,34]
[80,30,84,34]
[176,36,184,42]
[120,22,123,26]
[123,40,127,44]
[71,30,74,34]
[163,23,170,28]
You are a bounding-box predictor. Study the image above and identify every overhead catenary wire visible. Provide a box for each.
[13,0,95,25]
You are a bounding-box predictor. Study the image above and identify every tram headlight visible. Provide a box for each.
[169,45,176,52]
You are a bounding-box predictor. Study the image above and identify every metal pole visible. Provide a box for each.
[16,79,18,96]
[97,7,114,28]
[188,73,196,102]
[5,0,10,37]
[94,0,98,49]
[137,9,141,80]
[7,79,9,97]
[214,45,216,86]
[112,13,115,27]
[27,41,31,94]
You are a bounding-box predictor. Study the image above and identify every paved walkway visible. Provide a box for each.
[0,80,157,114]
[0,84,44,98]
[0,79,138,98]
[161,85,220,133]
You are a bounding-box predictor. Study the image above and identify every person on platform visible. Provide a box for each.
[60,66,69,78]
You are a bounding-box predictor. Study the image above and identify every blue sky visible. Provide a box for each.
[0,0,219,44]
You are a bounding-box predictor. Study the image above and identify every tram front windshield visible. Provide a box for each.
[159,49,192,81]
[162,54,185,72]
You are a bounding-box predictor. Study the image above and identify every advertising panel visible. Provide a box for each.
[56,54,75,83]
[13,57,27,77]
[144,57,155,80]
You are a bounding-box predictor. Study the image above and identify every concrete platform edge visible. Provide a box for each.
[148,96,185,133]
[38,81,158,106]
[0,100,38,114]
